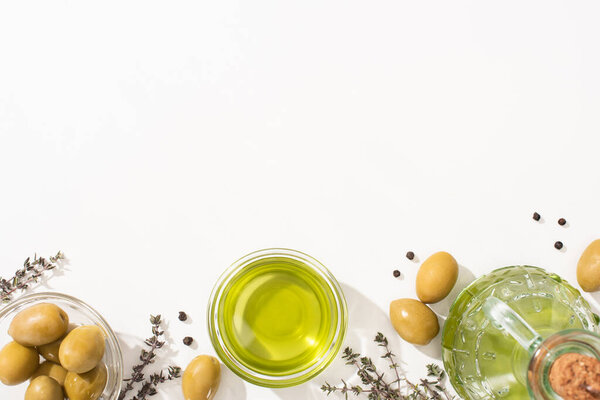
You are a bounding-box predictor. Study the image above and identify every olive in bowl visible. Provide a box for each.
[0,292,123,400]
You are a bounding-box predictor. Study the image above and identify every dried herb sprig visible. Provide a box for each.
[0,251,65,303]
[321,333,454,400]
[421,365,452,400]
[119,315,181,400]
[132,366,182,400]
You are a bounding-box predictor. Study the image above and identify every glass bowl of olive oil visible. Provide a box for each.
[207,248,348,387]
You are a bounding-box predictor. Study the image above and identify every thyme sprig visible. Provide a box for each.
[132,366,182,400]
[321,333,454,400]
[0,251,65,303]
[119,315,181,400]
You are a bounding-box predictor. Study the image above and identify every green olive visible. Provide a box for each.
[0,341,40,385]
[64,363,107,400]
[37,337,63,364]
[416,251,458,303]
[577,239,600,292]
[8,303,69,346]
[37,324,75,363]
[31,361,67,386]
[25,376,63,400]
[59,325,105,373]
[182,355,221,400]
[389,298,439,345]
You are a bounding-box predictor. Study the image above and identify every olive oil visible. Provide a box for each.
[443,266,597,399]
[217,256,338,375]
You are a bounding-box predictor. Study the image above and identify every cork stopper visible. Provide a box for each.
[549,353,600,400]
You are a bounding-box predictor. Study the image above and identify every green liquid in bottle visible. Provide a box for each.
[443,266,597,399]
[218,257,338,375]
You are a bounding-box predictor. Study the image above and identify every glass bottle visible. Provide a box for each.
[442,266,599,399]
[484,297,600,399]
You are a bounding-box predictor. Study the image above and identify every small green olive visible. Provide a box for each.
[31,360,68,386]
[389,298,439,345]
[182,355,221,400]
[37,324,75,363]
[64,363,108,400]
[25,376,63,400]
[0,341,40,385]
[37,337,63,364]
[416,251,458,304]
[59,325,105,373]
[577,239,600,292]
[8,303,69,346]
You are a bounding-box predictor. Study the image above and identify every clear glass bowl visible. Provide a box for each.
[0,292,123,399]
[207,248,348,388]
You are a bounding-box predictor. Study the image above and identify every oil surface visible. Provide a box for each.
[218,257,338,375]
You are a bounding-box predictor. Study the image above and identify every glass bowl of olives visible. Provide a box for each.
[0,292,123,400]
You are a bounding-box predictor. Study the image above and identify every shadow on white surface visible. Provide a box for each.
[116,327,181,398]
[588,292,600,314]
[116,332,143,375]
[31,255,70,293]
[213,364,248,400]
[272,283,402,400]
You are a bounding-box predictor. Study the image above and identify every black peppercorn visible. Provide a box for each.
[183,336,194,346]
[554,241,564,250]
[178,311,187,322]
[393,270,401,278]
[558,218,566,226]
[533,212,541,221]
[406,251,415,260]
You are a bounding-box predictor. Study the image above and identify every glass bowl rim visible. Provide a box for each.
[207,248,348,388]
[0,291,124,399]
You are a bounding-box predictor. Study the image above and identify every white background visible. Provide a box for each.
[2,1,600,399]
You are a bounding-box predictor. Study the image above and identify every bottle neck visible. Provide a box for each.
[482,297,600,399]
[528,330,600,399]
